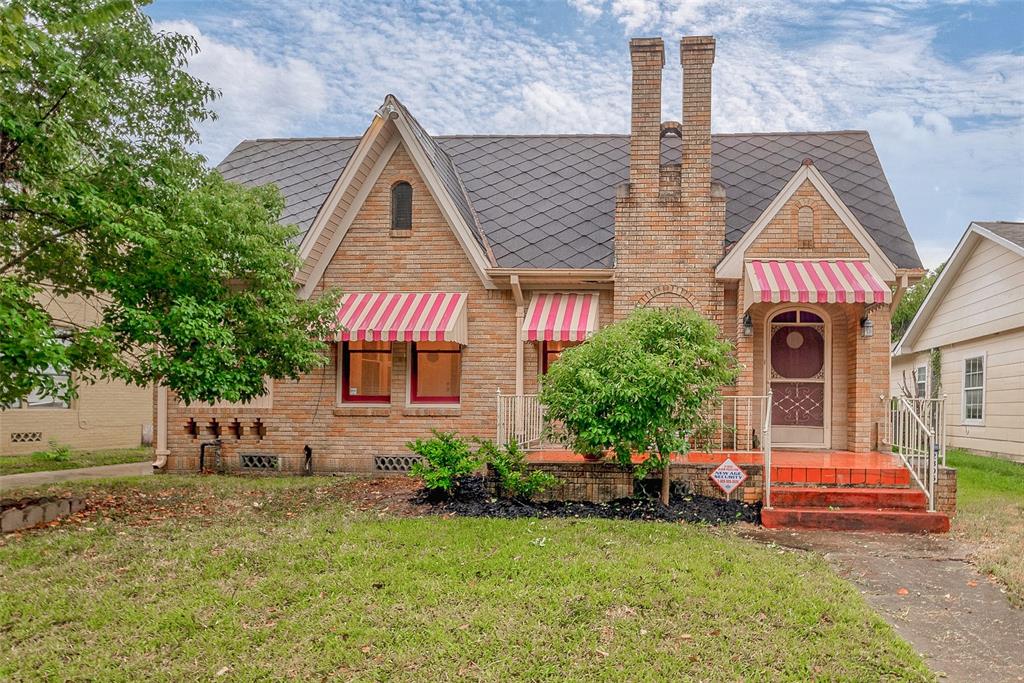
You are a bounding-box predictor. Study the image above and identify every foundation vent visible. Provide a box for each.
[240,453,279,470]
[10,432,43,444]
[374,455,421,473]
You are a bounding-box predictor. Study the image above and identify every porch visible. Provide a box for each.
[496,393,955,532]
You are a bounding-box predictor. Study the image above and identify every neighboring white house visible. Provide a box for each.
[892,221,1024,461]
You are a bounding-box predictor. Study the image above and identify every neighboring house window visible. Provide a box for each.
[391,181,413,230]
[797,206,814,248]
[23,364,71,409]
[541,341,580,374]
[411,341,461,403]
[963,355,985,424]
[341,341,392,403]
[914,366,928,398]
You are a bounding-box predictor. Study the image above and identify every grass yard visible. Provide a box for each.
[947,449,1024,606]
[0,476,930,682]
[0,446,152,476]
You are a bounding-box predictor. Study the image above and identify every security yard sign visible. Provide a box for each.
[709,458,748,499]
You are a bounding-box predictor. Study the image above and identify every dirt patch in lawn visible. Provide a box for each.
[416,476,760,524]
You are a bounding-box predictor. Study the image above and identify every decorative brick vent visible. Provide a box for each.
[240,454,279,470]
[10,432,42,444]
[374,455,421,472]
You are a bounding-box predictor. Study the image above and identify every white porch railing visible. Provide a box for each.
[707,394,772,452]
[886,395,943,511]
[495,390,546,448]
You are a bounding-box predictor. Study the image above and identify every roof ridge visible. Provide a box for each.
[235,130,870,144]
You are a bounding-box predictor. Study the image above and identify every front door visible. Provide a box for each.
[768,309,829,447]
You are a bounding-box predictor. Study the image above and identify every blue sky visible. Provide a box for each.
[147,0,1024,267]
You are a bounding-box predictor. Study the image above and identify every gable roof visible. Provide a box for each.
[974,221,1024,249]
[715,160,897,281]
[893,221,1024,357]
[218,121,921,270]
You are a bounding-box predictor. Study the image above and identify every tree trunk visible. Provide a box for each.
[660,457,671,506]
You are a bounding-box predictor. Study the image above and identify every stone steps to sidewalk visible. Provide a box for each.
[761,506,950,533]
[770,486,927,510]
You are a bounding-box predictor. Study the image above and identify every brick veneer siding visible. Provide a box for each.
[164,143,614,474]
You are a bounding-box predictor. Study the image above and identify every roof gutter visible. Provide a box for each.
[486,268,615,289]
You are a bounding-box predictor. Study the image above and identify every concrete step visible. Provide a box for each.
[761,507,950,533]
[770,486,926,510]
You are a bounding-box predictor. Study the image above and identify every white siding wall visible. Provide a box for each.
[916,237,1024,350]
[940,329,1024,460]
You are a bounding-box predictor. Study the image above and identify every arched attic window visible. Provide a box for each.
[798,206,814,248]
[391,181,413,231]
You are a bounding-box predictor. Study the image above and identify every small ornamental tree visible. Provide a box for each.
[540,307,738,505]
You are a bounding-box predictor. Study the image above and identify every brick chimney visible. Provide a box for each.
[628,38,664,199]
[680,36,715,200]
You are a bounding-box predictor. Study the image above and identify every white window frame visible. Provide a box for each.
[913,365,928,399]
[961,354,986,426]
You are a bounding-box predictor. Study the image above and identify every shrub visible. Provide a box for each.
[541,307,738,504]
[34,441,72,463]
[477,439,560,499]
[407,430,479,494]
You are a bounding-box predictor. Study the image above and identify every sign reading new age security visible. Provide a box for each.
[709,458,748,498]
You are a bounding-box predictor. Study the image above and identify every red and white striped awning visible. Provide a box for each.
[522,292,599,342]
[744,259,891,311]
[336,292,468,344]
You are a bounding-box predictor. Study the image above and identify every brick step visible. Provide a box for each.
[771,466,910,486]
[770,486,926,510]
[761,507,949,533]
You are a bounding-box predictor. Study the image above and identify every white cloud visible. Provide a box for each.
[153,20,328,162]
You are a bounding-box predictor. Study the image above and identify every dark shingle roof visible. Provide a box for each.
[975,221,1024,248]
[218,130,922,269]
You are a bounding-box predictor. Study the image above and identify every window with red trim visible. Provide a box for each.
[541,340,580,373]
[341,341,392,403]
[411,341,461,403]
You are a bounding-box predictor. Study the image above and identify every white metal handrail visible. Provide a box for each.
[885,396,947,466]
[495,390,546,448]
[888,396,939,511]
[762,389,773,510]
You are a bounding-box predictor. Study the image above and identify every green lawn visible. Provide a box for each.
[947,449,1024,606]
[0,476,930,682]
[0,446,152,476]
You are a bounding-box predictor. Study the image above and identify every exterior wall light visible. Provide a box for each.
[742,313,753,337]
[860,316,874,338]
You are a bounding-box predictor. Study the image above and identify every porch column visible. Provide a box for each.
[848,304,891,452]
[734,304,757,451]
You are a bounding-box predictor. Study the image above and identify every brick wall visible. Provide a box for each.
[935,465,957,516]
[520,462,635,503]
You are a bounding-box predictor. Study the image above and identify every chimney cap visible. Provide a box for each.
[680,35,716,62]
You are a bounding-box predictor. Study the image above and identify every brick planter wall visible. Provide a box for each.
[935,466,957,516]
[518,462,635,503]
[665,462,764,504]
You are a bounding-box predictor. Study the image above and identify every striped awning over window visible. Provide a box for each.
[522,292,599,342]
[743,259,891,311]
[336,292,468,344]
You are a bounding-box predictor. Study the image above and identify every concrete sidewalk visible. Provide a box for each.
[745,528,1024,682]
[0,461,152,492]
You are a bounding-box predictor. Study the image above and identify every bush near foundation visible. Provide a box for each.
[475,438,559,499]
[407,430,480,494]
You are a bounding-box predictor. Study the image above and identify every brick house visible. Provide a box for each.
[155,36,954,530]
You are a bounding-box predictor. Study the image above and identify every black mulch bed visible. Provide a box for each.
[414,476,760,525]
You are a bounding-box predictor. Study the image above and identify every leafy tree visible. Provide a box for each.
[1,0,340,406]
[540,307,738,505]
[891,264,944,342]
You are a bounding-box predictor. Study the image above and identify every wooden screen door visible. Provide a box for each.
[768,309,828,447]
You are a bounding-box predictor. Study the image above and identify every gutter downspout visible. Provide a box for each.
[153,385,169,470]
[511,275,525,396]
